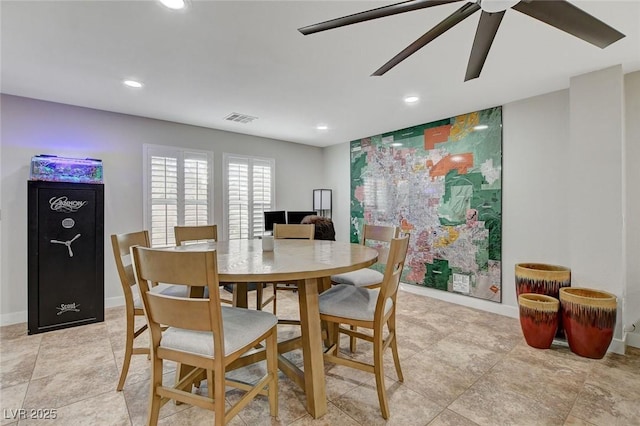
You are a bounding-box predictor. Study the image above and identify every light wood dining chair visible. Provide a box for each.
[330,224,399,351]
[319,234,410,420]
[269,223,315,319]
[174,224,238,306]
[331,224,399,288]
[273,223,315,240]
[110,230,188,391]
[174,224,218,246]
[131,246,278,426]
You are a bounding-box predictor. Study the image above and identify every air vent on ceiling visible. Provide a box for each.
[224,112,258,124]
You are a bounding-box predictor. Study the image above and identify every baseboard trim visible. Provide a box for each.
[400,283,520,318]
[626,332,640,349]
[609,337,626,355]
[0,296,126,327]
[0,310,27,326]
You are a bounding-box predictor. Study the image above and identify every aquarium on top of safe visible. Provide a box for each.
[30,155,103,184]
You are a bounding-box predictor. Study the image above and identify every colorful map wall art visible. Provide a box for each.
[350,106,502,302]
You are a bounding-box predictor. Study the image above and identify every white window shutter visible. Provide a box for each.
[144,145,213,247]
[224,154,275,240]
[184,152,209,227]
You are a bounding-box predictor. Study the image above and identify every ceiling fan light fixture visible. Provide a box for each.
[479,0,520,13]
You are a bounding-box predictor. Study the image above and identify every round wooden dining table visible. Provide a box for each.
[171,238,378,419]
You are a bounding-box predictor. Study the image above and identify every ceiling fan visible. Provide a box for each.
[298,0,625,81]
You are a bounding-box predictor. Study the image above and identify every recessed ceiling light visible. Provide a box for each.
[123,80,143,89]
[158,0,186,10]
[404,96,419,104]
[316,124,329,131]
[474,124,489,130]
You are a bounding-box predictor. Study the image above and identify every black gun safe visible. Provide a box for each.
[28,181,104,334]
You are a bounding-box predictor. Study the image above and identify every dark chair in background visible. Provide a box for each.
[301,215,336,241]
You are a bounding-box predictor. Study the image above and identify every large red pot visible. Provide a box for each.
[518,293,559,349]
[515,263,571,338]
[559,287,617,359]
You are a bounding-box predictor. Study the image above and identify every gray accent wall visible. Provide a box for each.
[0,95,324,323]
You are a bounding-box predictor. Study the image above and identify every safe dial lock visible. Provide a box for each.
[50,233,81,257]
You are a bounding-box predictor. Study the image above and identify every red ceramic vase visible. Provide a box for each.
[515,263,571,338]
[559,287,617,359]
[518,293,559,349]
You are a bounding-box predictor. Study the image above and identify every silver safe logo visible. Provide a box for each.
[49,196,87,213]
[56,303,80,315]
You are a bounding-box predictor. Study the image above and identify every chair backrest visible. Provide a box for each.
[174,225,218,246]
[131,246,225,358]
[376,234,410,315]
[273,223,315,240]
[111,231,151,305]
[362,224,399,264]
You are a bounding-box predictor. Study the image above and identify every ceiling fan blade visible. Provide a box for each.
[512,0,625,48]
[372,2,480,76]
[465,10,505,81]
[298,0,463,35]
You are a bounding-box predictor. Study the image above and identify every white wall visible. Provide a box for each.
[569,66,624,345]
[624,71,640,346]
[322,143,351,242]
[0,95,324,323]
[347,68,640,352]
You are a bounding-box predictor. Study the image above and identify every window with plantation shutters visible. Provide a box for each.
[143,145,213,247]
[224,154,275,240]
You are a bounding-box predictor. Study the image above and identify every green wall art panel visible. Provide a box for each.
[350,106,502,302]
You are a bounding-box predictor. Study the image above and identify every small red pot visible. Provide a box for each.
[518,293,559,349]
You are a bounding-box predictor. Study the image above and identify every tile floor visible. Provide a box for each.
[1,288,639,426]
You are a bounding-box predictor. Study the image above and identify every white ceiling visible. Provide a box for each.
[2,1,639,147]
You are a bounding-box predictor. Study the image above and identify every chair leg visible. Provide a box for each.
[330,322,340,355]
[349,325,357,353]
[116,315,135,391]
[389,316,404,382]
[373,330,390,420]
[256,284,264,311]
[266,330,279,417]
[147,352,163,426]
[214,365,225,426]
[207,369,214,399]
[272,283,277,315]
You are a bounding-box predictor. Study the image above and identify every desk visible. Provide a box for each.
[171,239,378,418]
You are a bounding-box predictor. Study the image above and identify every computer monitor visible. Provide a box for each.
[264,210,286,232]
[287,211,318,225]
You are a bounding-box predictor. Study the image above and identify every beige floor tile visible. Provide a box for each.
[0,383,28,426]
[398,353,482,407]
[2,291,639,425]
[427,409,479,426]
[288,401,361,426]
[563,415,597,425]
[331,378,443,426]
[569,381,640,426]
[448,376,566,426]
[19,390,129,425]
[23,359,119,410]
[0,335,40,389]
